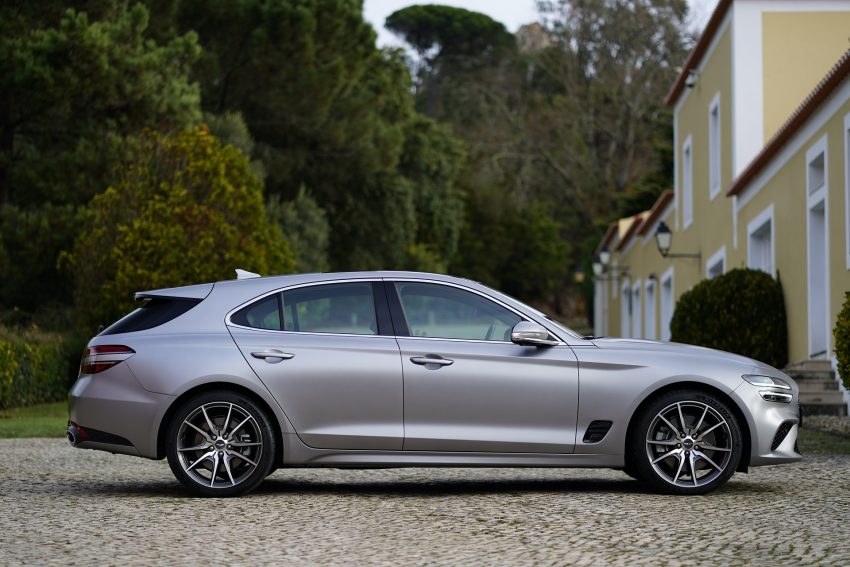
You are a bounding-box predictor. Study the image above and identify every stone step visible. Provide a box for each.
[794,379,839,391]
[801,402,848,417]
[786,359,834,372]
[785,369,835,382]
[798,391,846,404]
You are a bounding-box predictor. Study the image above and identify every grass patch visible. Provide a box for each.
[0,401,67,438]
[797,427,850,455]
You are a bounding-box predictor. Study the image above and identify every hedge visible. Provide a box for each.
[834,292,850,389]
[670,268,788,369]
[0,327,71,409]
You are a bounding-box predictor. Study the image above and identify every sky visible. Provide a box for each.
[364,0,721,47]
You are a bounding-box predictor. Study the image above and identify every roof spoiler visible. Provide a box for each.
[134,283,214,301]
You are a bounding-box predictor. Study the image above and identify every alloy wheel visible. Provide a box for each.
[176,401,264,489]
[644,400,734,488]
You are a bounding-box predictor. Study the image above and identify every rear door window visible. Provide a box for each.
[231,282,379,335]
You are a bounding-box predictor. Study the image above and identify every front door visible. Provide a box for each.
[389,281,579,453]
[229,281,403,450]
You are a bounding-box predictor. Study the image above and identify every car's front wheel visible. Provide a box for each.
[629,390,742,495]
[166,391,276,497]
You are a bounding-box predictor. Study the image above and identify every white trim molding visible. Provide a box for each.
[844,112,850,270]
[806,134,831,358]
[644,278,657,341]
[660,267,675,342]
[682,135,694,230]
[706,245,727,279]
[709,92,722,200]
[746,203,776,277]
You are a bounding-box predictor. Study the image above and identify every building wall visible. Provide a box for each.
[597,1,850,367]
[734,89,850,362]
[762,11,850,141]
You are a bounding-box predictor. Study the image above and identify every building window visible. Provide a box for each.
[747,204,775,277]
[644,279,656,340]
[709,94,721,200]
[845,113,850,269]
[660,268,674,342]
[631,282,642,339]
[806,135,829,358]
[706,246,726,279]
[682,136,693,229]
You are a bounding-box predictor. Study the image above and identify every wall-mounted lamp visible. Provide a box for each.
[654,221,701,261]
[592,246,630,280]
[685,69,699,89]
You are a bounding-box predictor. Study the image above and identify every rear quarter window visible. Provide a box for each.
[101,297,202,335]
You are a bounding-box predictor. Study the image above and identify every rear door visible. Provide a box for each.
[388,280,580,453]
[228,280,404,450]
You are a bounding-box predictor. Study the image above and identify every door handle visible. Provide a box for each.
[251,350,295,360]
[410,355,454,367]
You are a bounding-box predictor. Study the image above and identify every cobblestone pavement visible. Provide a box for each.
[1,439,848,566]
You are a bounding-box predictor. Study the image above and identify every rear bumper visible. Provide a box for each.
[68,364,173,459]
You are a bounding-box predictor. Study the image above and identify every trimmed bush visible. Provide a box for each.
[834,292,850,389]
[670,268,788,369]
[0,327,70,410]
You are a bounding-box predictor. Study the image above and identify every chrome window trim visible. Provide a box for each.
[225,276,573,346]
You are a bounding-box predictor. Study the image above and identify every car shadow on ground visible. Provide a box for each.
[60,472,785,499]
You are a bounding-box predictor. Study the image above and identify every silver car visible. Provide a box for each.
[68,271,802,496]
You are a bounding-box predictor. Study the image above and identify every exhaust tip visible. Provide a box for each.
[66,423,85,447]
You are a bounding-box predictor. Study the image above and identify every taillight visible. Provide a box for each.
[80,345,136,375]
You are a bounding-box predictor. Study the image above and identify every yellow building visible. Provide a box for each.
[593,0,850,412]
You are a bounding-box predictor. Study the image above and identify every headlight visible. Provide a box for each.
[742,374,791,390]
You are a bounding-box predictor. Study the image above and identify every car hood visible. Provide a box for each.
[589,337,780,375]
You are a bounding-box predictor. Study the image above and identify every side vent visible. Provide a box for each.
[583,420,613,443]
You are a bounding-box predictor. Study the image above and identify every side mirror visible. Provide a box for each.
[511,321,559,347]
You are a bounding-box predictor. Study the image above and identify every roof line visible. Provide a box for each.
[614,213,646,253]
[665,0,733,107]
[597,221,619,253]
[726,49,850,198]
[637,189,674,236]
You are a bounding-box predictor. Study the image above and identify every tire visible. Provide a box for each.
[628,390,742,495]
[166,390,276,497]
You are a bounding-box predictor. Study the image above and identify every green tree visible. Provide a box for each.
[63,127,294,333]
[154,0,467,271]
[0,2,201,205]
[267,188,330,274]
[386,4,515,116]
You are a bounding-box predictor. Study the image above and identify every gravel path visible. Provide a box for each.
[1,439,849,566]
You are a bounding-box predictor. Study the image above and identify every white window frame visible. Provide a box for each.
[644,279,656,341]
[709,93,721,200]
[631,280,642,339]
[705,245,726,279]
[807,134,831,358]
[660,267,675,342]
[682,135,694,229]
[620,281,631,338]
[747,204,775,277]
[844,112,850,269]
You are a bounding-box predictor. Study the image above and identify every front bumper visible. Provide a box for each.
[68,363,174,459]
[732,381,803,467]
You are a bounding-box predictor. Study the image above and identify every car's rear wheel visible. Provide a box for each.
[166,391,275,497]
[629,390,742,495]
